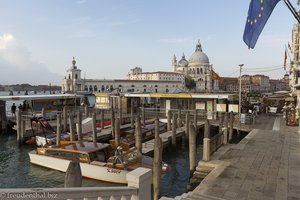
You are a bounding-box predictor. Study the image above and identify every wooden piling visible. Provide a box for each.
[141,104,145,127]
[177,109,182,128]
[219,113,224,134]
[223,113,228,144]
[185,111,190,140]
[77,112,82,141]
[204,119,210,138]
[194,109,198,128]
[172,113,177,146]
[135,115,142,159]
[92,112,97,143]
[115,117,121,147]
[111,109,115,138]
[84,105,89,118]
[21,116,25,144]
[69,114,75,141]
[118,95,122,124]
[64,159,82,187]
[41,107,45,118]
[189,123,196,173]
[100,109,104,129]
[63,106,67,133]
[153,118,162,200]
[130,99,134,129]
[56,114,61,145]
[167,110,172,131]
[16,111,22,147]
[229,111,234,142]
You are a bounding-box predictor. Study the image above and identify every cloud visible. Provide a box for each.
[0,33,61,85]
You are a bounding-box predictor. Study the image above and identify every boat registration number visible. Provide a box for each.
[107,168,121,174]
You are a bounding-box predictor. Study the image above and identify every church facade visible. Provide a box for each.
[173,41,219,92]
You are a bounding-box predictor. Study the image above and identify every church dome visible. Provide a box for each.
[178,53,189,68]
[189,41,209,64]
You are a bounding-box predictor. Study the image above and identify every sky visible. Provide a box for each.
[0,0,296,85]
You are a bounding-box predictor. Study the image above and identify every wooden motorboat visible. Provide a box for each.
[29,141,167,184]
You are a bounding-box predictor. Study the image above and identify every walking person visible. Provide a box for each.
[11,103,16,116]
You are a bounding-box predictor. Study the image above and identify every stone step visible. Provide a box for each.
[182,192,225,200]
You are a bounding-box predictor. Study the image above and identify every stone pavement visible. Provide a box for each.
[162,115,300,200]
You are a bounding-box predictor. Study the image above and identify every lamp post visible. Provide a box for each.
[238,64,244,114]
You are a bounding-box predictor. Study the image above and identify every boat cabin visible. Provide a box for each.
[37,142,112,163]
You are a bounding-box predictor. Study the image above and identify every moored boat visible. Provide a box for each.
[29,141,167,184]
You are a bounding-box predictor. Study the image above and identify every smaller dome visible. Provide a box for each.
[178,53,188,68]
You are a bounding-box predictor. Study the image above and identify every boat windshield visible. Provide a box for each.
[89,150,107,162]
[45,150,90,162]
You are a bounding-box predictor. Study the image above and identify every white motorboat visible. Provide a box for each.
[29,141,164,184]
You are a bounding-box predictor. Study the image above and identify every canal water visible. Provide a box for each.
[0,131,203,197]
[0,91,204,197]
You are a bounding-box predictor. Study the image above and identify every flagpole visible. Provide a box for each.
[283,0,300,23]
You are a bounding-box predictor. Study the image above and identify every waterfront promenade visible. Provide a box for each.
[164,114,300,200]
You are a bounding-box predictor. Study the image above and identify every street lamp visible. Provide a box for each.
[238,64,244,114]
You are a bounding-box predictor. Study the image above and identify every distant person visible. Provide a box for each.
[18,104,23,111]
[11,103,16,116]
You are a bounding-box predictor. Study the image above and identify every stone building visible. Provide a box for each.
[127,67,184,82]
[172,40,219,92]
[61,57,184,94]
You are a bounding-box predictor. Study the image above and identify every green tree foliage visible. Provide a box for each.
[185,75,196,91]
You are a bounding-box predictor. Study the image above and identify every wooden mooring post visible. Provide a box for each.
[130,99,134,129]
[115,117,121,147]
[16,111,22,147]
[111,109,115,138]
[223,113,228,144]
[177,109,182,128]
[84,105,89,118]
[92,112,97,143]
[135,115,142,158]
[56,114,61,145]
[153,116,162,200]
[63,106,68,133]
[189,123,196,174]
[118,95,122,124]
[167,110,172,131]
[172,113,177,146]
[185,111,190,140]
[77,111,82,141]
[141,104,145,127]
[229,111,234,142]
[100,109,104,129]
[69,114,75,141]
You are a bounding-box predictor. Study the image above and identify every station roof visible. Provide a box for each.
[124,93,231,99]
[0,94,83,101]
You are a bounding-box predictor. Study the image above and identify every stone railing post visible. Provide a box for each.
[126,168,152,200]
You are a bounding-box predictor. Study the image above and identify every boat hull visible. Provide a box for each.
[29,151,128,184]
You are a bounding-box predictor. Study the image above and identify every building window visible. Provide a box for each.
[144,89,146,92]
[131,85,135,87]
[94,85,97,92]
[68,74,71,79]
[197,68,200,74]
[200,68,203,74]
[155,89,157,93]
[166,89,169,93]
[84,85,88,91]
[75,74,78,79]
[155,85,158,87]
[101,85,105,92]
[89,85,93,92]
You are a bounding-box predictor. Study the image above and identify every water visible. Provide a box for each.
[0,131,203,197]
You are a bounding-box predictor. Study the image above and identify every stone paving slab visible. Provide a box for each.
[178,115,300,200]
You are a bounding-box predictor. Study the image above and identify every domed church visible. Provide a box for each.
[172,40,219,92]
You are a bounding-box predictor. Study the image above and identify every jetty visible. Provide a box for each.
[160,114,300,200]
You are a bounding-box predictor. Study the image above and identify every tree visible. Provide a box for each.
[185,75,196,91]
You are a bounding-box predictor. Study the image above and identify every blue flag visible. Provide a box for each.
[243,0,281,49]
